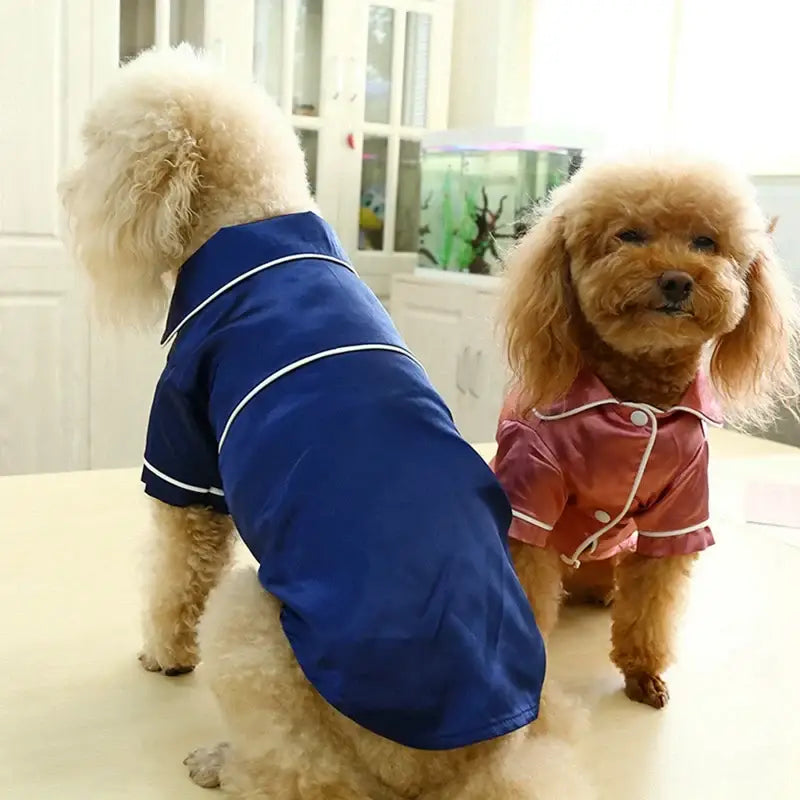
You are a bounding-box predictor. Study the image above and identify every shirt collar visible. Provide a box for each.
[536,370,724,426]
[161,211,353,346]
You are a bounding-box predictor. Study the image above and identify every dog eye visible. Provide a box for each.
[691,235,716,252]
[617,229,647,244]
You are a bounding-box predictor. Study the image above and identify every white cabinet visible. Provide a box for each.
[463,288,511,439]
[390,275,469,413]
[391,271,508,443]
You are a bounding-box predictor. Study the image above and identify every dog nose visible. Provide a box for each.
[658,271,694,304]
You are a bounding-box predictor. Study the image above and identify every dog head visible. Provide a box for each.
[503,155,798,426]
[59,45,313,326]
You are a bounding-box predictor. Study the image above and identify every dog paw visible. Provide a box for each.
[137,651,163,672]
[624,672,670,709]
[184,743,230,789]
[137,651,195,676]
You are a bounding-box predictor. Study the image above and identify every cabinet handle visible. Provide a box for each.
[468,349,483,397]
[346,56,359,102]
[332,56,343,100]
[456,347,468,394]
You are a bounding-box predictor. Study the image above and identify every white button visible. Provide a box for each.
[630,409,650,427]
[594,510,611,524]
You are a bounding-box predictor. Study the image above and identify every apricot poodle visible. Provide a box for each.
[58,46,593,799]
[493,155,798,708]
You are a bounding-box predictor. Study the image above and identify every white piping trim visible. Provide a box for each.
[668,406,723,427]
[142,458,225,496]
[512,509,554,531]
[217,344,423,452]
[534,399,721,427]
[563,403,659,566]
[533,399,618,420]
[637,401,722,427]
[162,253,358,347]
[638,520,710,538]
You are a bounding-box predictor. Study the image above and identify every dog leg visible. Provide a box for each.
[139,501,236,675]
[509,540,564,638]
[610,551,697,708]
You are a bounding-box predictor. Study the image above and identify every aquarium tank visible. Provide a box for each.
[418,127,583,275]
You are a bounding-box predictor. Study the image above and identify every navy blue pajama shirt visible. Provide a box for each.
[141,211,546,751]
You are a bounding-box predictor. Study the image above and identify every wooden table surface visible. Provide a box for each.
[1,429,798,798]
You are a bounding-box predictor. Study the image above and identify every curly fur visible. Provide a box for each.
[501,153,799,709]
[59,46,593,799]
[59,44,313,327]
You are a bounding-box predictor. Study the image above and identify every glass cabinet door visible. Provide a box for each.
[296,128,319,197]
[356,2,439,260]
[119,0,156,62]
[364,6,394,124]
[292,0,323,117]
[253,0,284,101]
[169,0,205,47]
[400,11,431,128]
[119,0,205,63]
[359,136,389,250]
[252,0,328,210]
[394,139,421,252]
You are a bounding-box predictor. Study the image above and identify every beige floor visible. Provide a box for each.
[0,429,798,798]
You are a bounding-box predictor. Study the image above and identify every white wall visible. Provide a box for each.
[449,0,675,149]
[448,0,532,128]
[449,0,800,173]
[527,0,676,151]
[669,0,800,174]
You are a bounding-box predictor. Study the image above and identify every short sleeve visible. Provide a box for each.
[491,420,567,546]
[634,442,713,557]
[141,376,228,515]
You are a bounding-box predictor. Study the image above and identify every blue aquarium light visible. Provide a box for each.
[421,126,586,155]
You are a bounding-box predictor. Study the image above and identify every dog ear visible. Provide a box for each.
[501,209,581,411]
[59,117,202,327]
[710,236,799,428]
[119,125,202,264]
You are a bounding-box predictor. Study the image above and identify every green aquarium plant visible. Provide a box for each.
[446,188,508,275]
[439,171,455,268]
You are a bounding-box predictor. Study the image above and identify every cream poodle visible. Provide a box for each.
[59,46,593,800]
[492,154,798,708]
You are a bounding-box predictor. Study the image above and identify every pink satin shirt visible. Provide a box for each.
[491,372,722,567]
